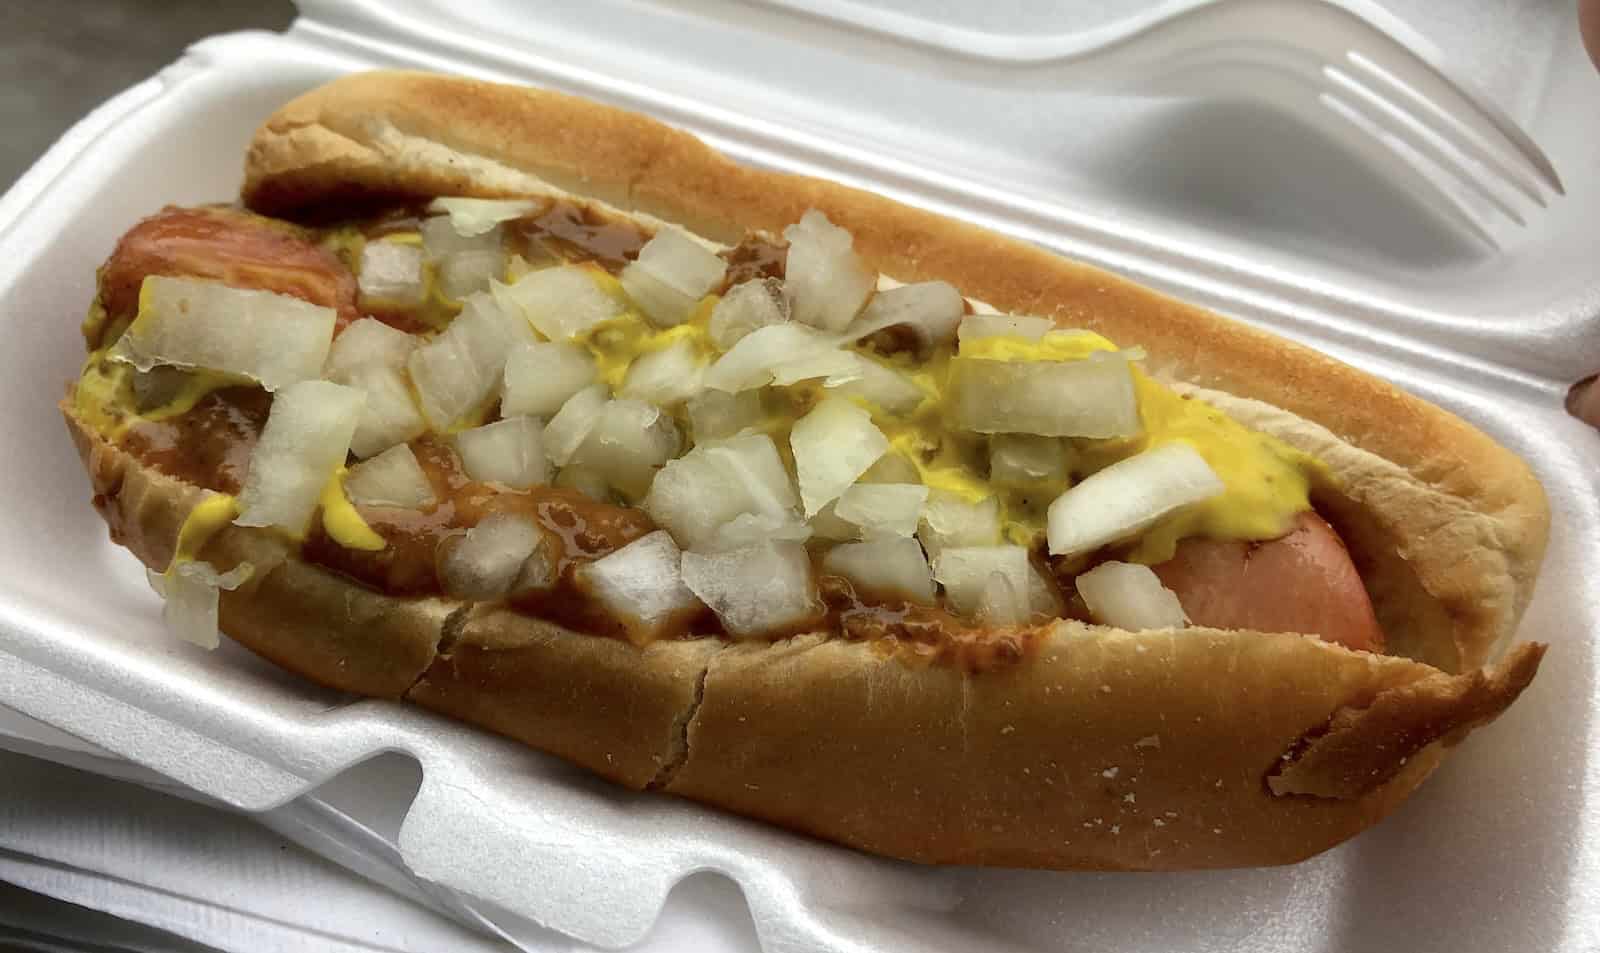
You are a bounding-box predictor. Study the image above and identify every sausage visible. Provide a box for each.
[1153,512,1385,652]
[92,206,358,346]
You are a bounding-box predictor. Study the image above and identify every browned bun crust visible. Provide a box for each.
[60,70,1550,871]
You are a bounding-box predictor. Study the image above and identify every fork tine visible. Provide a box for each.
[1322,64,1527,227]
[1317,91,1500,249]
[1342,50,1562,202]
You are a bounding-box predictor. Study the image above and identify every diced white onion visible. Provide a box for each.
[950,353,1140,438]
[1076,561,1189,630]
[439,511,544,600]
[343,365,427,459]
[427,197,537,237]
[110,276,335,392]
[686,388,765,442]
[859,452,921,485]
[989,434,1072,488]
[701,512,813,552]
[358,241,426,306]
[543,384,611,466]
[437,250,504,301]
[1046,443,1225,557]
[932,545,1032,619]
[833,483,928,538]
[407,292,535,430]
[768,348,863,387]
[975,569,1030,627]
[555,464,613,502]
[496,266,624,340]
[325,318,418,382]
[844,281,964,347]
[502,341,597,418]
[783,210,875,332]
[703,323,842,393]
[1027,561,1065,619]
[957,313,1054,343]
[456,416,549,489]
[790,396,888,516]
[621,338,706,406]
[148,559,253,650]
[822,537,935,604]
[917,490,1002,559]
[575,530,704,644]
[680,542,818,638]
[421,215,503,258]
[620,227,726,326]
[708,278,787,349]
[345,444,435,508]
[644,433,797,550]
[573,398,681,499]
[807,500,862,541]
[235,380,363,535]
[823,353,925,414]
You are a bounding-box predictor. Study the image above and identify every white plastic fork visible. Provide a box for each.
[749,0,1564,248]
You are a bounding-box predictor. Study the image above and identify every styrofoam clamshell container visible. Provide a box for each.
[1,0,1596,950]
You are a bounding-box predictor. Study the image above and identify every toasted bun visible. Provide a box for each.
[64,70,1549,870]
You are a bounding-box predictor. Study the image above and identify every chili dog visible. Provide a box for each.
[62,71,1548,870]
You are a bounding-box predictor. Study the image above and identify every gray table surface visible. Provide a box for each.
[1,0,294,191]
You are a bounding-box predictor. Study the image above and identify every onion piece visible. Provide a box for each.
[427,197,537,237]
[1076,561,1188,630]
[110,276,335,392]
[345,444,435,508]
[833,483,928,538]
[644,433,798,550]
[957,313,1054,343]
[574,530,704,644]
[235,380,364,535]
[975,569,1030,627]
[769,348,862,387]
[686,388,765,442]
[708,278,787,349]
[949,352,1140,438]
[502,341,597,418]
[917,490,1002,559]
[619,227,726,327]
[807,500,862,542]
[702,512,813,552]
[844,281,964,347]
[437,250,504,301]
[497,265,625,340]
[1046,443,1225,557]
[439,511,545,600]
[680,542,819,638]
[555,464,613,502]
[823,354,925,414]
[421,214,503,258]
[821,537,935,604]
[543,384,611,466]
[783,210,875,332]
[456,416,549,489]
[573,398,681,499]
[343,365,427,459]
[859,451,921,485]
[621,338,707,406]
[147,560,254,650]
[932,545,1032,619]
[703,323,842,393]
[408,292,535,430]
[358,240,426,306]
[790,397,889,516]
[325,318,418,381]
[989,434,1072,488]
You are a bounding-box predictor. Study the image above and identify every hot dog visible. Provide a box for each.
[62,71,1549,871]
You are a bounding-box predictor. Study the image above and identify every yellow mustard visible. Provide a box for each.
[317,471,386,551]
[171,493,240,568]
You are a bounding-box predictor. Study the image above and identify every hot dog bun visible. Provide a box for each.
[64,70,1548,870]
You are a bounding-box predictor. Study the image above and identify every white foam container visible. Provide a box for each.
[1,1,1596,949]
